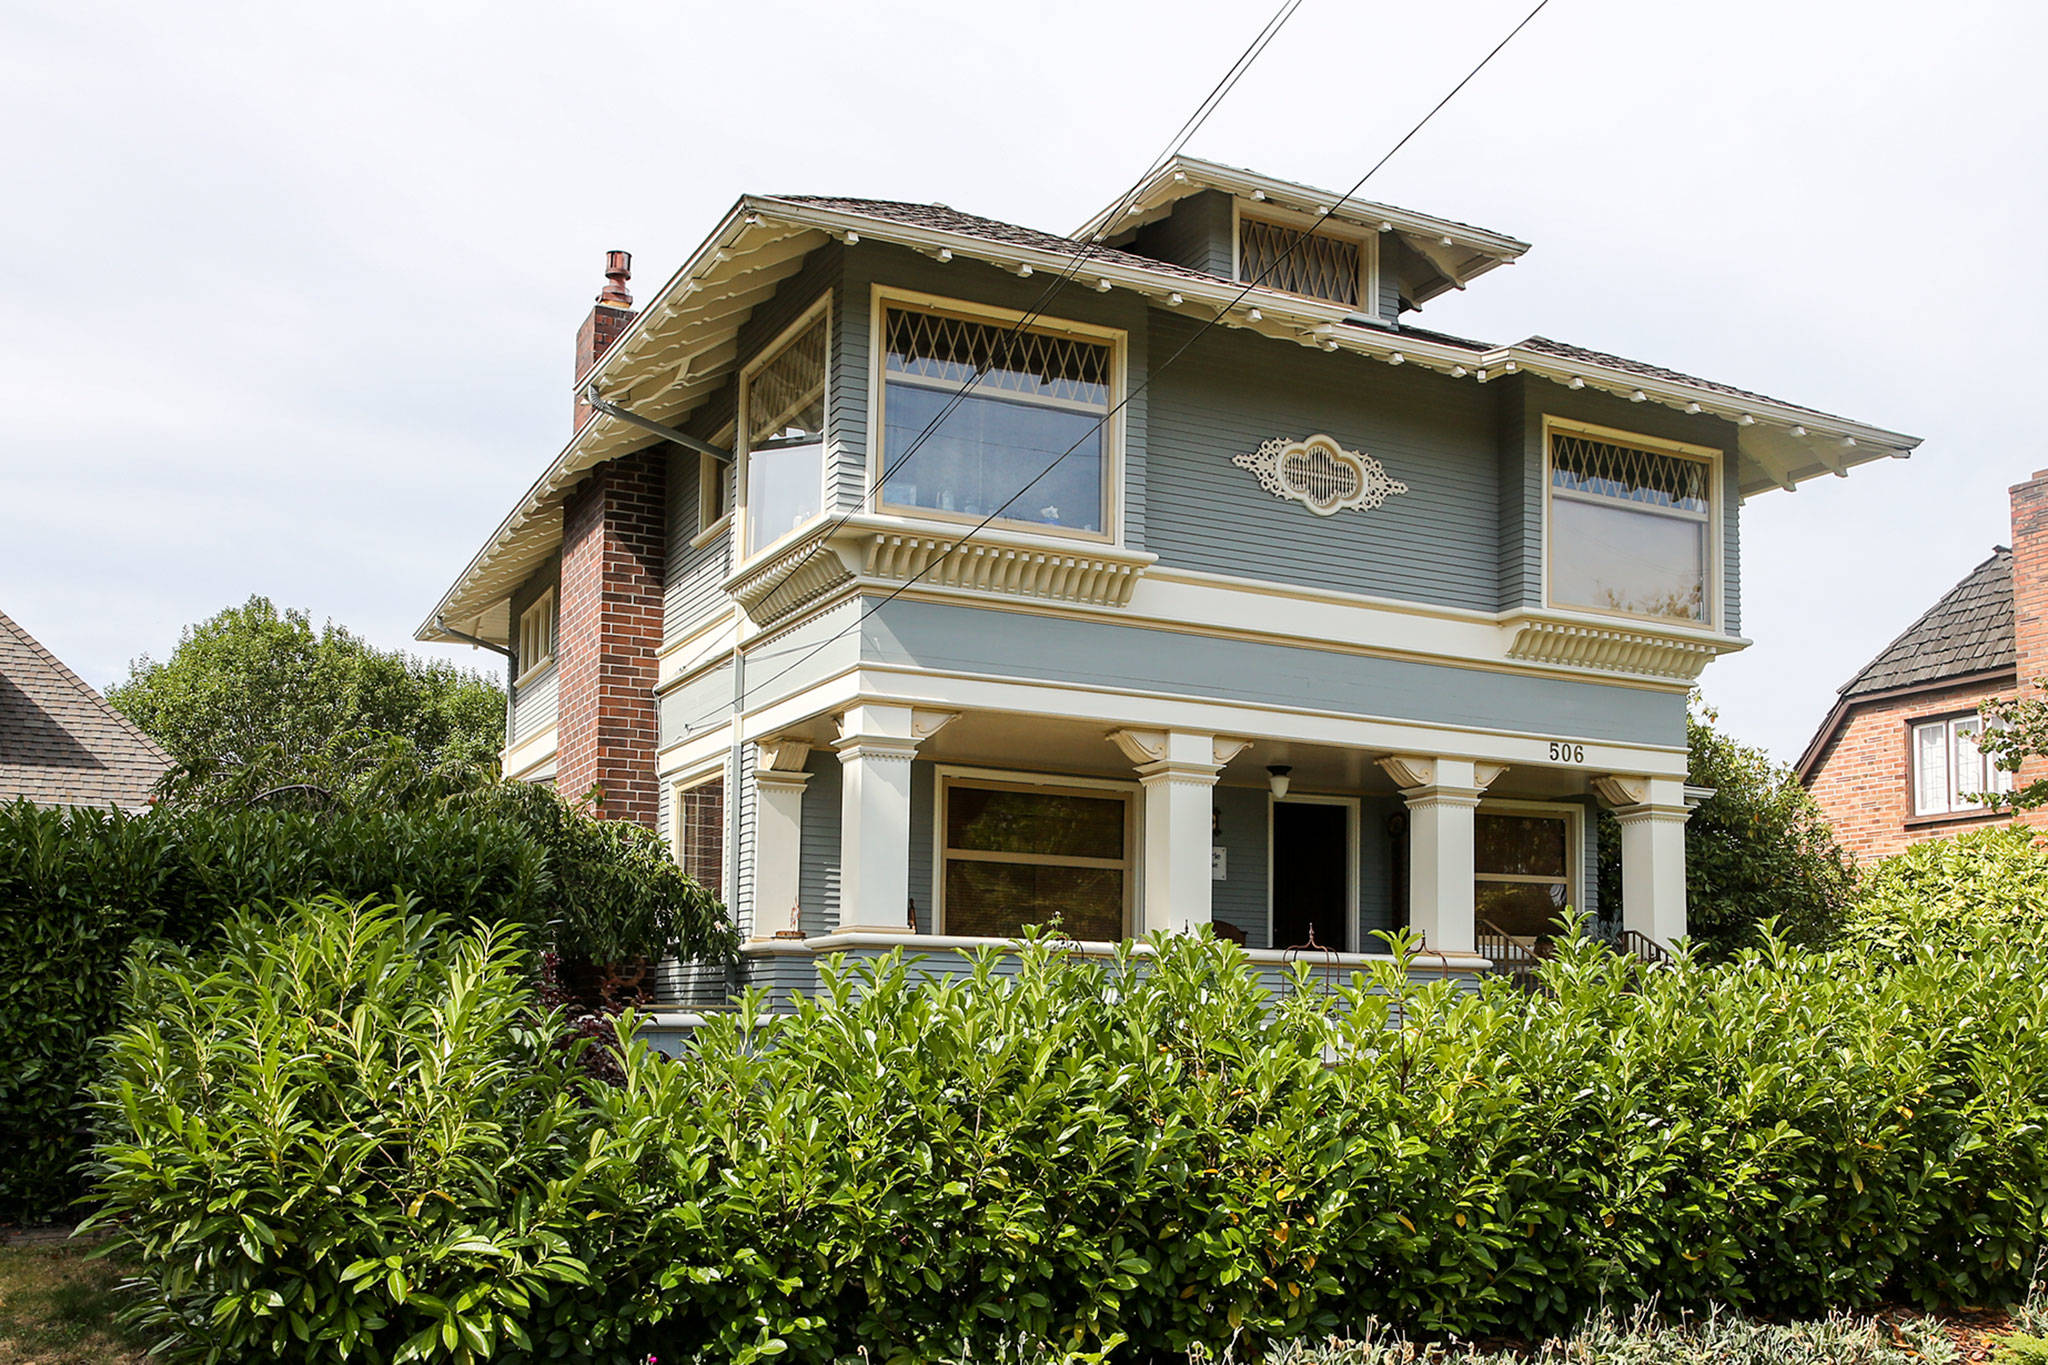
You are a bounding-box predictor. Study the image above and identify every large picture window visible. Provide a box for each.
[1548,425,1714,624]
[938,776,1131,941]
[878,302,1115,538]
[1911,714,2011,817]
[743,306,827,557]
[1474,807,1576,942]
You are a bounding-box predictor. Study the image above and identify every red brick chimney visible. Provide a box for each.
[574,250,636,431]
[556,251,665,827]
[2011,470,2048,696]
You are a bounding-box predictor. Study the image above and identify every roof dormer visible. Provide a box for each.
[1080,155,1528,319]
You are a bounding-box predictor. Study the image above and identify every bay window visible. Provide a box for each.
[1548,424,1715,625]
[938,775,1132,941]
[1474,806,1577,942]
[877,300,1116,538]
[1911,714,2011,816]
[743,305,828,557]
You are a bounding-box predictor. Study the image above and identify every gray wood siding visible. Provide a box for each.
[1126,190,1235,279]
[1211,786,1269,946]
[509,663,557,743]
[909,760,936,935]
[657,659,735,752]
[664,447,730,640]
[798,749,841,937]
[1144,314,1502,611]
[734,741,757,938]
[831,242,1152,544]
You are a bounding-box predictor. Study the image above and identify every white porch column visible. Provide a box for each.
[1109,729,1251,937]
[750,738,812,940]
[1594,775,1697,947]
[834,704,957,933]
[1379,756,1505,956]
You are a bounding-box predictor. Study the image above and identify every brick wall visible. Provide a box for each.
[1804,677,2031,863]
[555,449,667,826]
[573,303,636,431]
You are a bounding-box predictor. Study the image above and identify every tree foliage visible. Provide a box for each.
[105,595,504,807]
[1600,704,1855,953]
[1839,825,2048,962]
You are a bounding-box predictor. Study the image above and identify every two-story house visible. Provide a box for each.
[418,157,1917,999]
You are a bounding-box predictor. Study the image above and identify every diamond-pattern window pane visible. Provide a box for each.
[885,309,1109,408]
[1239,218,1361,308]
[1551,434,1710,514]
[748,313,828,447]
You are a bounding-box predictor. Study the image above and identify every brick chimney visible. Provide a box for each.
[2011,470,2048,696]
[574,250,636,431]
[555,251,665,827]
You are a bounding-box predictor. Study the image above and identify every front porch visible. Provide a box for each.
[657,683,1701,1010]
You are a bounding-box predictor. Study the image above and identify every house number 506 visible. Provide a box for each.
[1547,741,1585,764]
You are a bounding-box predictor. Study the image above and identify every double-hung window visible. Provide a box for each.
[516,589,557,682]
[675,775,726,899]
[1548,423,1715,625]
[742,306,828,557]
[937,775,1132,941]
[878,300,1116,538]
[1473,807,1576,941]
[1911,714,2011,817]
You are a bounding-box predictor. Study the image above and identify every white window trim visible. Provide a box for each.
[737,296,832,565]
[514,588,557,688]
[931,765,1138,938]
[1264,792,1360,953]
[1474,799,1586,938]
[1540,416,1724,634]
[867,285,1128,547]
[1910,713,2011,817]
[1230,199,1382,320]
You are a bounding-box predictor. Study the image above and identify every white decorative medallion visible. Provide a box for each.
[1233,434,1408,517]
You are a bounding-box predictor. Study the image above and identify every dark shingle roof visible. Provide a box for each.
[769,196,1233,287]
[1519,336,1842,422]
[1839,548,2015,698]
[0,609,170,809]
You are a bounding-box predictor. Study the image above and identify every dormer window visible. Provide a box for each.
[1236,212,1375,312]
[1546,421,1717,626]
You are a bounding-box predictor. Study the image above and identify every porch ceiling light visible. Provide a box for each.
[1267,765,1293,799]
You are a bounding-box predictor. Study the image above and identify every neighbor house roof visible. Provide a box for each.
[419,170,1923,650]
[0,609,170,809]
[1793,548,2015,781]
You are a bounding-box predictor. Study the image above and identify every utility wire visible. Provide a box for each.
[687,0,1554,736]
[737,0,1306,617]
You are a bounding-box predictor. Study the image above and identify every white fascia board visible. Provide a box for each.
[1075,155,1531,260]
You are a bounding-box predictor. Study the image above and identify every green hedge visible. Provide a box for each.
[1841,825,2048,961]
[0,792,734,1226]
[85,901,2048,1363]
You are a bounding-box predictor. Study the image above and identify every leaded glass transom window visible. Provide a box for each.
[1547,427,1714,624]
[1238,216,1364,309]
[879,304,1116,537]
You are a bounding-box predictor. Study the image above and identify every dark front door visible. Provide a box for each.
[1271,801,1349,951]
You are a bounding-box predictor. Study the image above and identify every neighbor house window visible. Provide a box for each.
[516,589,557,681]
[743,306,827,556]
[878,302,1116,537]
[1237,214,1370,310]
[1911,714,2011,817]
[1474,807,1574,942]
[675,775,725,899]
[1548,424,1715,624]
[939,776,1131,941]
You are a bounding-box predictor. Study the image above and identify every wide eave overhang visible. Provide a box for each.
[418,193,1921,648]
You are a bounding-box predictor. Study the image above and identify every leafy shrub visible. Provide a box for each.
[0,790,734,1225]
[1600,706,1856,953]
[1840,825,2048,961]
[2002,1338,2048,1365]
[84,897,639,1364]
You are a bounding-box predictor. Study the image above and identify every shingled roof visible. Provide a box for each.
[1840,547,2016,698]
[0,609,170,809]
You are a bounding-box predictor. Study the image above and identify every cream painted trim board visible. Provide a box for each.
[743,928,1490,975]
[657,614,740,693]
[502,723,558,783]
[865,284,1129,546]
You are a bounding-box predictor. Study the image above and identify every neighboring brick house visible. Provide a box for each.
[0,608,170,809]
[1797,470,2048,861]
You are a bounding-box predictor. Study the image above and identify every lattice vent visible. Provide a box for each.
[1238,218,1361,308]
[885,308,1109,406]
[748,313,828,444]
[1551,434,1709,512]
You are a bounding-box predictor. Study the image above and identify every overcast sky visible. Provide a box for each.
[4,0,2042,762]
